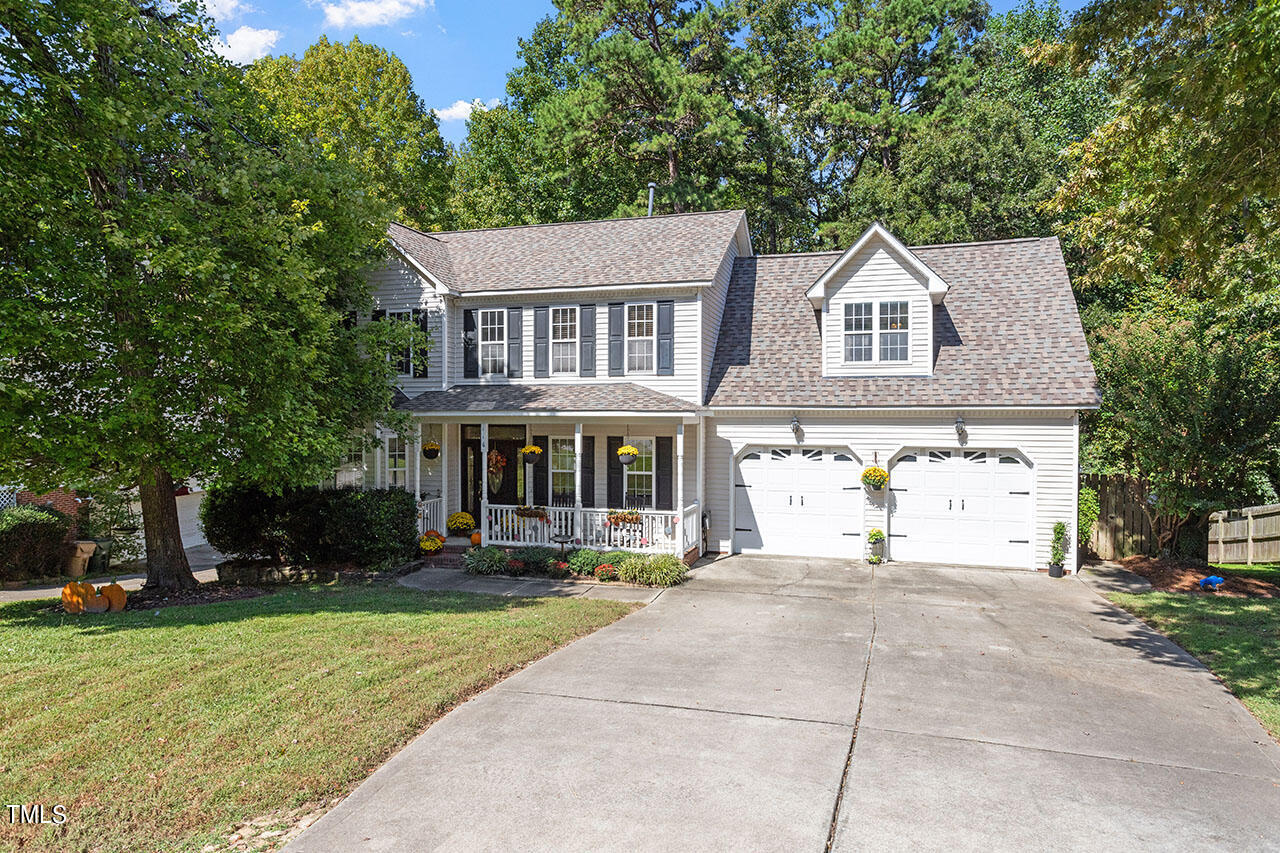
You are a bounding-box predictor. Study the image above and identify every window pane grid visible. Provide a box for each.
[551,308,577,374]
[623,438,654,508]
[479,309,505,374]
[880,301,909,331]
[550,437,575,506]
[626,304,655,372]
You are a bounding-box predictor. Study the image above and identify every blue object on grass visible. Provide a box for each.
[1199,575,1226,591]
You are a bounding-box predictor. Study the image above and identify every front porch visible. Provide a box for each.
[359,412,704,560]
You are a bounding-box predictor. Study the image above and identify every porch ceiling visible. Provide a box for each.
[394,383,697,415]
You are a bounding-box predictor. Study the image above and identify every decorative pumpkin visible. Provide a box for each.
[424,529,443,540]
[470,531,482,546]
[61,582,89,614]
[84,593,110,613]
[100,583,127,612]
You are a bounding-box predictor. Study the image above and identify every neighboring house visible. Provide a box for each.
[349,211,1099,573]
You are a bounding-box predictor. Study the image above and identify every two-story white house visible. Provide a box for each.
[346,210,1100,573]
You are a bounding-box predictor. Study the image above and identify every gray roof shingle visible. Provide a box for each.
[396,383,697,413]
[706,237,1100,408]
[388,210,745,293]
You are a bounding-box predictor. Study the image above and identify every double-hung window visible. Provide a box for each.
[626,304,655,372]
[385,434,407,489]
[550,438,575,506]
[623,437,655,508]
[479,309,505,375]
[389,310,413,375]
[843,302,873,362]
[879,301,909,361]
[551,307,577,375]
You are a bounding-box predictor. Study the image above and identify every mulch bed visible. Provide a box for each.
[123,583,269,611]
[1116,555,1280,598]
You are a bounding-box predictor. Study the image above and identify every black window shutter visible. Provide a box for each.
[606,436,623,507]
[413,309,430,377]
[656,300,675,376]
[462,309,478,378]
[533,306,550,377]
[507,307,523,378]
[656,436,674,510]
[608,303,624,376]
[579,305,596,377]
[533,434,549,505]
[341,310,357,330]
[581,435,595,507]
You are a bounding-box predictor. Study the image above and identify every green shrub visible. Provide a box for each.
[510,546,557,576]
[463,546,510,575]
[202,485,417,567]
[1050,521,1070,566]
[1078,486,1100,548]
[567,549,603,576]
[616,553,688,587]
[601,550,631,567]
[0,506,71,581]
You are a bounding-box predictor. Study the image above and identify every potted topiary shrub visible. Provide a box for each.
[1049,521,1069,577]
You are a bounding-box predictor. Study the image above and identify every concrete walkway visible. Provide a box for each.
[0,543,222,603]
[288,556,1280,853]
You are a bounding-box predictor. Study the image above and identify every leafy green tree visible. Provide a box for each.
[1045,0,1280,295]
[1084,295,1280,553]
[539,0,749,214]
[245,36,451,230]
[0,0,414,589]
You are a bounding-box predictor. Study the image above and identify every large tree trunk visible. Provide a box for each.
[139,465,196,590]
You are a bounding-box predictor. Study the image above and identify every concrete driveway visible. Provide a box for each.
[287,557,1280,852]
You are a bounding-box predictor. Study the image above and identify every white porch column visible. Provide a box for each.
[414,420,422,502]
[441,423,450,507]
[479,422,489,546]
[675,422,685,556]
[697,415,706,553]
[574,423,583,540]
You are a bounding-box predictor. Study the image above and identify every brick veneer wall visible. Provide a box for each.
[17,489,82,534]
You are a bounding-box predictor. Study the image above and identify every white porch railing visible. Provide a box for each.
[418,497,445,534]
[485,503,698,555]
[681,504,700,556]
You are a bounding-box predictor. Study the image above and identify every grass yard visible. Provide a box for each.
[0,583,637,853]
[1212,562,1280,585]
[1108,591,1280,742]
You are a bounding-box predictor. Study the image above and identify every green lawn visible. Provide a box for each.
[1108,591,1280,742]
[0,584,637,853]
[1212,562,1280,584]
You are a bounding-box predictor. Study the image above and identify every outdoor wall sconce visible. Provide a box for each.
[790,416,801,436]
[955,415,968,444]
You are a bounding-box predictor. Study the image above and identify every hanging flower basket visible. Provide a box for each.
[607,509,642,526]
[519,444,543,465]
[616,444,640,466]
[514,505,549,520]
[422,440,440,460]
[861,466,889,490]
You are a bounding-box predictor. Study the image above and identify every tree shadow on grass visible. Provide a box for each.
[0,582,572,635]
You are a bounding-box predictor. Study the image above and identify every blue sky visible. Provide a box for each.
[207,0,1087,146]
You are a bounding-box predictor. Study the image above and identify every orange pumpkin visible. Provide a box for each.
[61,582,88,614]
[100,583,127,612]
[424,529,442,540]
[84,593,110,613]
[470,531,482,546]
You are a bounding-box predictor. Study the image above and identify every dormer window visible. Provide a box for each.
[843,303,873,362]
[880,301,909,361]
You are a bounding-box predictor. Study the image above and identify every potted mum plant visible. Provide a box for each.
[447,511,476,537]
[1049,521,1069,578]
[519,444,543,465]
[616,444,640,466]
[867,527,885,561]
[861,466,889,491]
[422,439,440,460]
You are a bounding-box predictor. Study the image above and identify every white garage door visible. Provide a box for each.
[889,449,1033,568]
[734,447,863,558]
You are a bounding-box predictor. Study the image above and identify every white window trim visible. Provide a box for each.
[842,302,873,363]
[623,435,656,509]
[388,309,414,377]
[625,302,657,375]
[478,308,506,376]
[551,306,578,376]
[385,434,408,490]
[839,299,911,364]
[548,435,576,505]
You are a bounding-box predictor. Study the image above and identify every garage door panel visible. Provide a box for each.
[734,446,862,558]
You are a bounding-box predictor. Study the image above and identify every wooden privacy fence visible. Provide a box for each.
[1081,474,1154,560]
[1209,504,1280,564]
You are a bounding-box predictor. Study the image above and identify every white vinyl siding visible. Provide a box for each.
[822,242,933,376]
[705,410,1080,572]
[365,255,445,396]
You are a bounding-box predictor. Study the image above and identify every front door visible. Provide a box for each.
[460,436,522,520]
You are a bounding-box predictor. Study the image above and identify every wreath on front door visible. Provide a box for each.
[487,449,507,493]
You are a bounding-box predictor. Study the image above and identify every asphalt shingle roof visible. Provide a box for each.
[396,383,697,413]
[706,237,1101,408]
[388,210,745,293]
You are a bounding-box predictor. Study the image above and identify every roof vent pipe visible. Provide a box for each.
[647,182,657,216]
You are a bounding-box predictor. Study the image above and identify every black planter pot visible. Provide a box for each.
[618,453,636,466]
[522,452,541,466]
[422,447,439,460]
[1048,563,1065,578]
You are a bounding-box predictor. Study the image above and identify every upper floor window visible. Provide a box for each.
[627,304,655,372]
[389,310,413,375]
[843,302,872,362]
[552,307,577,375]
[479,309,505,375]
[879,301,909,361]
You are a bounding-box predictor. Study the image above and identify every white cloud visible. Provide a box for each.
[321,0,433,28]
[433,98,499,122]
[204,0,251,22]
[212,25,281,64]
